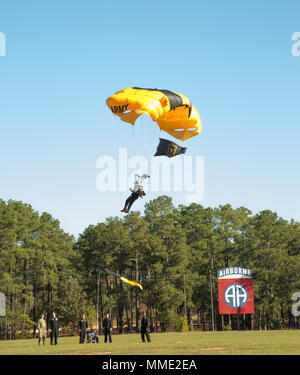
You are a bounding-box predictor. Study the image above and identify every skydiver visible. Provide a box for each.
[121,174,150,213]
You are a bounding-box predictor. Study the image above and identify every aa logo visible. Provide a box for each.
[224,283,248,308]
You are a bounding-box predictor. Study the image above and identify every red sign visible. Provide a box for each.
[217,268,254,314]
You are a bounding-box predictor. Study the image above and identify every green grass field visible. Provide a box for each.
[0,330,299,355]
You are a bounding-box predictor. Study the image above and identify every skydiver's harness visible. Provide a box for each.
[130,186,146,198]
[130,174,149,198]
[123,174,149,211]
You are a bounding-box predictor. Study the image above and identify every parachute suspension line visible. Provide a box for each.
[138,115,156,163]
[135,116,146,158]
[106,87,203,182]
[142,116,152,161]
[113,114,131,152]
[148,117,156,161]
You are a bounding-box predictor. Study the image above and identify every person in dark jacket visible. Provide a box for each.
[49,311,60,345]
[141,312,151,343]
[78,314,88,344]
[103,313,112,343]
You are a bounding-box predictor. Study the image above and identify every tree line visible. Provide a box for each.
[0,196,299,339]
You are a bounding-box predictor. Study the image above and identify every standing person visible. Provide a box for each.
[37,313,47,346]
[49,311,60,345]
[141,312,151,343]
[118,317,124,334]
[103,313,112,343]
[78,314,88,344]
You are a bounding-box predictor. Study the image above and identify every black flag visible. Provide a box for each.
[154,138,187,158]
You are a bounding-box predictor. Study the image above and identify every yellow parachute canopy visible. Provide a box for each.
[106,87,202,141]
[120,277,143,290]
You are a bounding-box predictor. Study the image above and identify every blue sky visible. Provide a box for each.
[0,0,299,236]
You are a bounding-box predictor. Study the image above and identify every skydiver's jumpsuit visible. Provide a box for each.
[123,183,145,212]
[37,318,47,346]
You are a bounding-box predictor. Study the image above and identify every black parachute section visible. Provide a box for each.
[154,138,187,158]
